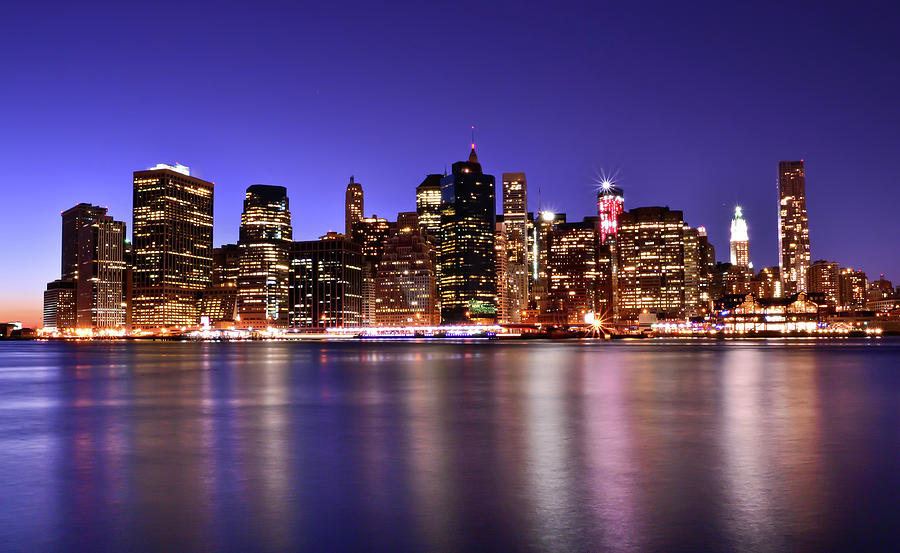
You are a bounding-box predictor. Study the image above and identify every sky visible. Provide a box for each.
[1,1,899,326]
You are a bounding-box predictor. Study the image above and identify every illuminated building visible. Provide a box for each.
[528,211,565,315]
[597,180,624,246]
[697,226,716,305]
[778,161,811,294]
[397,211,418,231]
[350,215,392,324]
[200,244,240,323]
[439,146,497,323]
[416,174,443,241]
[546,217,605,324]
[237,185,292,327]
[501,172,529,323]
[867,276,897,312]
[808,260,840,308]
[729,206,750,268]
[616,207,687,319]
[494,218,508,321]
[714,292,821,333]
[76,212,126,328]
[289,234,363,327]
[61,203,108,281]
[345,176,364,237]
[750,266,782,299]
[374,229,438,326]
[839,268,867,312]
[132,163,214,328]
[43,280,75,330]
[683,225,702,315]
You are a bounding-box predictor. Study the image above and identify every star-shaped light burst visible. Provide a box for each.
[593,167,620,193]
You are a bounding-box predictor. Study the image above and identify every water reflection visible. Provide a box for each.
[0,340,898,552]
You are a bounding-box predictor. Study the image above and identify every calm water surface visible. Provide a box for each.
[0,339,898,552]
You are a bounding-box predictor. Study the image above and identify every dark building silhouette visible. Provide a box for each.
[289,233,363,328]
[345,176,364,237]
[201,244,240,323]
[439,147,497,322]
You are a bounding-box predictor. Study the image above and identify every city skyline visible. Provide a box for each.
[3,2,900,326]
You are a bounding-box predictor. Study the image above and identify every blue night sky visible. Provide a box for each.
[1,1,898,325]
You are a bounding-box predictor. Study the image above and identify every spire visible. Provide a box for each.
[468,125,478,163]
[350,175,354,184]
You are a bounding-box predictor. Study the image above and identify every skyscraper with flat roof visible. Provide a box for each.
[416,174,443,240]
[345,176,364,237]
[501,172,528,323]
[132,163,214,328]
[237,185,292,327]
[76,212,126,328]
[778,161,811,294]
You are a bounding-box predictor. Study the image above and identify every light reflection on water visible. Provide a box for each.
[0,339,898,552]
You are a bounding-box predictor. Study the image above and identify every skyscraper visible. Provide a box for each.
[345,176,364,237]
[374,229,438,326]
[439,146,497,322]
[237,185,292,327]
[778,160,811,294]
[201,244,240,324]
[61,203,108,281]
[617,207,687,319]
[729,206,750,268]
[132,163,214,328]
[76,212,126,328]
[415,174,443,240]
[839,268,867,311]
[43,280,75,330]
[289,234,363,327]
[547,217,603,324]
[596,181,624,246]
[501,172,529,323]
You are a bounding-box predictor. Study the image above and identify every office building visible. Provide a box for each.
[617,207,687,318]
[289,234,363,327]
[132,163,214,328]
[439,147,497,322]
[416,174,443,240]
[345,176,364,237]
[501,172,529,323]
[61,203,108,282]
[200,244,240,324]
[546,218,603,324]
[597,181,624,246]
[374,229,438,326]
[76,212,126,328]
[778,161,811,294]
[750,266,782,299]
[43,280,76,330]
[236,185,292,327]
[729,206,750,268]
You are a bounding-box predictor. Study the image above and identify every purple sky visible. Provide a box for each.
[2,1,899,326]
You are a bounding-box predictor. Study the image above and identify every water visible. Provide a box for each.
[0,339,898,552]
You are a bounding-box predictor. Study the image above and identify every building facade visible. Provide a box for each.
[200,244,240,324]
[289,234,363,327]
[729,206,750,268]
[43,280,76,330]
[76,213,126,328]
[237,185,292,327]
[546,218,603,324]
[439,148,497,322]
[616,207,687,319]
[345,176,364,237]
[416,174,443,241]
[839,268,868,312]
[809,260,840,308]
[778,161,811,294]
[374,229,438,326]
[501,172,529,323]
[132,163,214,328]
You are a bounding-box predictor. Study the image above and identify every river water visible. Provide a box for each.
[0,339,898,552]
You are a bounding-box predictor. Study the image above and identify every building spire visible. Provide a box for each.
[468,125,478,163]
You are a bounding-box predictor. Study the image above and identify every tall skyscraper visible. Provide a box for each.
[596,181,624,246]
[201,244,240,323]
[439,146,497,322]
[345,176,364,237]
[729,206,750,268]
[778,160,811,294]
[501,172,529,323]
[617,207,687,319]
[839,268,867,311]
[237,185,292,327]
[132,163,214,328]
[415,174,443,240]
[61,203,108,281]
[289,234,363,327]
[374,229,438,326]
[76,212,126,328]
[547,217,603,323]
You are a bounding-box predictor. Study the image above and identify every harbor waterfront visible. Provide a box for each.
[1,339,899,552]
